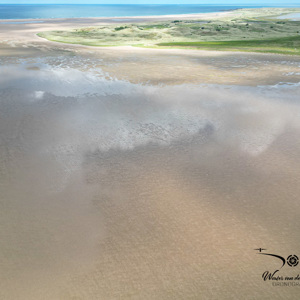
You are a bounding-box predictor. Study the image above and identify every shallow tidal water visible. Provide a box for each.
[0,4,256,20]
[1,55,300,299]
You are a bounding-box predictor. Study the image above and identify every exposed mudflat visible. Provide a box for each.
[1,17,300,300]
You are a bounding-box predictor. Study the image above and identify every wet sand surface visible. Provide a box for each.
[1,18,300,300]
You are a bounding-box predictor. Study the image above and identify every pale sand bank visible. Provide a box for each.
[2,40,300,86]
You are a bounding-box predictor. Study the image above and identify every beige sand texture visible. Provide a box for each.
[0,12,300,300]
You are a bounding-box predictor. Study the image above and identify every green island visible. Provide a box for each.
[38,8,300,55]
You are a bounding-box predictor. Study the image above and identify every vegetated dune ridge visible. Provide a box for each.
[37,8,300,55]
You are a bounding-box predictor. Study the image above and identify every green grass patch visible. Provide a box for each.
[157,35,300,55]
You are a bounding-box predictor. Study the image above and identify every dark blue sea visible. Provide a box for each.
[0,4,264,20]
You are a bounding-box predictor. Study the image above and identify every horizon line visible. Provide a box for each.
[0,3,295,5]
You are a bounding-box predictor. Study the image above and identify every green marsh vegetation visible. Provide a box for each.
[38,8,300,55]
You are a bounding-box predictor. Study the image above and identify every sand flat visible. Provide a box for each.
[1,12,300,300]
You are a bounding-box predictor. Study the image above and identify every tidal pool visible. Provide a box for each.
[277,13,300,20]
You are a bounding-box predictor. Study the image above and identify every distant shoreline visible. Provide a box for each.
[0,6,299,22]
[0,11,233,23]
[0,4,266,20]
